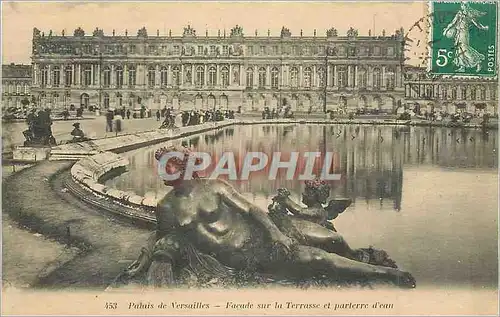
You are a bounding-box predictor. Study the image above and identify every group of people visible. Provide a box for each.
[262,106,294,120]
[160,108,235,129]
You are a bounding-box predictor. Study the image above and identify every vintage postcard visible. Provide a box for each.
[1,0,498,315]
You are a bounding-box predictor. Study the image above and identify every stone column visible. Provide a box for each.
[266,65,271,88]
[167,65,172,86]
[204,64,208,86]
[47,65,52,86]
[367,66,373,88]
[382,66,386,88]
[90,64,94,87]
[240,64,244,86]
[354,65,358,88]
[71,65,75,86]
[347,65,352,87]
[156,65,160,87]
[253,67,258,88]
[313,66,317,87]
[333,65,338,88]
[299,65,303,87]
[124,65,128,86]
[216,64,220,86]
[191,64,194,85]
[59,65,64,87]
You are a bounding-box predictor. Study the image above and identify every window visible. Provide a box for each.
[210,46,216,55]
[196,66,204,86]
[149,45,156,55]
[480,87,486,100]
[129,45,136,54]
[318,67,326,87]
[116,93,123,107]
[470,87,476,100]
[24,83,29,94]
[103,66,111,87]
[272,46,278,55]
[451,87,457,99]
[386,68,395,90]
[116,66,123,88]
[491,87,496,100]
[246,67,254,88]
[161,67,168,86]
[372,68,381,89]
[16,84,20,94]
[103,93,109,108]
[65,66,72,87]
[128,66,136,87]
[41,67,48,87]
[290,67,298,87]
[303,67,312,88]
[358,68,367,88]
[461,87,467,100]
[318,46,325,55]
[222,45,228,55]
[373,46,380,56]
[441,86,448,99]
[260,46,266,55]
[338,67,347,88]
[258,67,266,87]
[348,47,356,57]
[247,46,254,55]
[208,66,216,86]
[291,46,297,55]
[387,47,395,56]
[52,66,60,87]
[303,46,310,55]
[221,66,229,87]
[83,65,92,86]
[173,45,180,55]
[172,66,180,86]
[148,66,156,87]
[271,67,279,89]
[198,46,203,55]
[116,45,123,54]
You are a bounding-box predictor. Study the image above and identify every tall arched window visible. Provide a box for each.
[116,92,123,107]
[480,86,486,100]
[41,66,48,87]
[65,66,72,87]
[338,66,347,88]
[358,68,367,88]
[103,93,110,108]
[160,67,168,86]
[317,67,325,87]
[116,66,123,88]
[303,67,312,88]
[221,66,229,87]
[461,86,467,100]
[148,66,156,87]
[290,67,298,87]
[385,67,395,90]
[82,65,92,86]
[271,67,279,89]
[208,66,217,86]
[52,66,60,87]
[451,87,457,99]
[246,67,253,88]
[258,67,266,88]
[172,66,180,86]
[372,67,381,89]
[103,66,111,87]
[128,66,136,87]
[196,66,204,86]
[470,86,477,100]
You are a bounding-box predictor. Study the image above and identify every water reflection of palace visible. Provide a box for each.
[110,124,497,212]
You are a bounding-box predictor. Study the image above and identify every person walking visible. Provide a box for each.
[126,109,131,119]
[156,110,161,121]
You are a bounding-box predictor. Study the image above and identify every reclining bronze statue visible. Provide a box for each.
[111,146,415,289]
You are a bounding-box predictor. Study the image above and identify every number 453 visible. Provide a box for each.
[436,49,454,67]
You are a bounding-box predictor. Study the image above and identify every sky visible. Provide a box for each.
[1,1,428,65]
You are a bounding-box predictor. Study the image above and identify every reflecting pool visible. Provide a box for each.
[105,124,498,288]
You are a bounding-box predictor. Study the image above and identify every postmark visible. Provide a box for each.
[429,1,497,77]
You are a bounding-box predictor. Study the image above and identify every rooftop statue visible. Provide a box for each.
[230,25,243,37]
[280,26,291,38]
[74,27,85,37]
[183,25,196,37]
[111,146,416,289]
[326,27,338,37]
[93,27,104,37]
[137,26,148,37]
[33,27,41,38]
[347,27,358,37]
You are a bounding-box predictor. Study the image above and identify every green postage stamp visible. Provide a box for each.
[430,1,497,77]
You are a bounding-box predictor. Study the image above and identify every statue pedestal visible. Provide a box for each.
[13,146,51,162]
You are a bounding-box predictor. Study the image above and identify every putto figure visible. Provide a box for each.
[113,146,416,289]
[443,2,489,72]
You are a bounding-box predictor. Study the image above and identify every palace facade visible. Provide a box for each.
[30,25,406,112]
[2,63,32,109]
[403,66,498,115]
